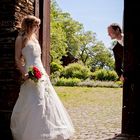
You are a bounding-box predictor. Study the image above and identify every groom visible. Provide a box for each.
[107,23,124,82]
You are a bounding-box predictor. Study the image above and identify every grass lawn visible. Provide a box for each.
[55,86,122,107]
[54,86,123,139]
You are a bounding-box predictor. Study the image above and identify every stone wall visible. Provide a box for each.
[0,0,35,138]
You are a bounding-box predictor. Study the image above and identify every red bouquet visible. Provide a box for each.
[28,66,42,83]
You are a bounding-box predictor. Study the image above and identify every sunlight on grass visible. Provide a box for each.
[55,86,122,107]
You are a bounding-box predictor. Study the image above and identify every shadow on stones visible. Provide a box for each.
[104,133,140,140]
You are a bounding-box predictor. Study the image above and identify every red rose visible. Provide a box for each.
[33,66,42,79]
[28,66,42,83]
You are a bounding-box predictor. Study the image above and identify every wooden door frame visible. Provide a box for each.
[35,0,50,75]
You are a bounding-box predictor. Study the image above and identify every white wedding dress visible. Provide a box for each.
[10,38,75,140]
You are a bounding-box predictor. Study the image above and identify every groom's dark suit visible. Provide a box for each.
[112,41,123,78]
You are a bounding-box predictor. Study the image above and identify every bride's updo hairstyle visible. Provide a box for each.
[20,15,41,47]
[21,15,40,34]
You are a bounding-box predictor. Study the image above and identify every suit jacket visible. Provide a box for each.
[112,41,123,78]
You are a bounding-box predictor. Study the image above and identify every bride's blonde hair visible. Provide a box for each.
[20,15,41,47]
[18,15,41,65]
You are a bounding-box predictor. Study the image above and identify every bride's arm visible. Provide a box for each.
[15,36,28,80]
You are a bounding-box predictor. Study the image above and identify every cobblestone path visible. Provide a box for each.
[57,87,122,140]
[57,87,140,140]
[67,105,121,140]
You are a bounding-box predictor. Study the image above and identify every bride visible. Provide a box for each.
[10,15,75,140]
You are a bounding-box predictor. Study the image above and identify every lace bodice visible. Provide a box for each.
[22,39,45,74]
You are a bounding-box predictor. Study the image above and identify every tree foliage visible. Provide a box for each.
[88,42,114,71]
[51,0,115,73]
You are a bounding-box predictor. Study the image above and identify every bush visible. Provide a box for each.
[115,80,123,87]
[61,63,90,80]
[50,62,64,83]
[50,62,63,73]
[55,77,81,86]
[93,69,118,81]
[106,70,118,81]
[50,71,61,85]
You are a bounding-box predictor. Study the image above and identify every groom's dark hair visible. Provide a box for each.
[109,23,122,33]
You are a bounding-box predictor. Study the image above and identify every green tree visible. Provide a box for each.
[61,13,84,56]
[88,42,114,71]
[51,0,84,63]
[51,0,114,74]
[78,31,97,65]
[51,0,67,63]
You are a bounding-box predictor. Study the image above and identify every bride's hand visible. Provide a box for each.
[22,73,29,80]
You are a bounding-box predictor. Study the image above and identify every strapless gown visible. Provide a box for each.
[10,39,75,140]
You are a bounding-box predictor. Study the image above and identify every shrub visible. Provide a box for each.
[106,70,118,81]
[115,80,123,87]
[50,71,61,85]
[50,62,63,73]
[61,63,90,80]
[55,77,81,86]
[93,69,118,81]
